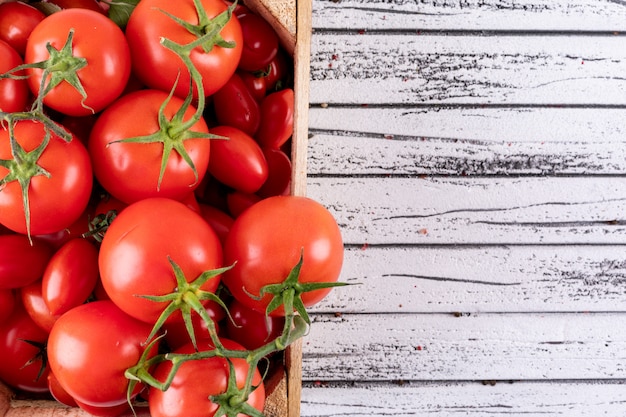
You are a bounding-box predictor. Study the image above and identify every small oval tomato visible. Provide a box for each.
[257,147,291,198]
[149,338,265,417]
[226,190,261,218]
[47,300,157,408]
[213,73,260,136]
[48,371,78,407]
[20,280,61,332]
[208,125,268,194]
[237,70,266,102]
[264,49,290,92]
[254,88,294,149]
[24,8,131,116]
[0,234,53,290]
[236,11,279,72]
[42,238,99,316]
[225,298,284,350]
[0,1,45,56]
[198,203,234,246]
[33,205,94,250]
[0,289,15,323]
[0,39,29,113]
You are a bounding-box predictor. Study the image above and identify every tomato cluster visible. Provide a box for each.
[0,1,344,416]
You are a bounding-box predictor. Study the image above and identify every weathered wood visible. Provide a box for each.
[307,107,626,175]
[301,312,626,381]
[301,380,626,417]
[307,177,626,245]
[312,0,626,32]
[310,245,626,314]
[309,34,626,105]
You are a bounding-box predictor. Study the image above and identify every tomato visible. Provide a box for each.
[237,70,266,102]
[198,203,234,246]
[47,300,156,407]
[75,399,134,417]
[89,89,211,204]
[222,196,343,315]
[224,298,284,350]
[0,234,53,290]
[254,88,294,149]
[42,238,99,316]
[20,280,61,332]
[208,125,268,194]
[0,120,93,236]
[263,49,290,92]
[126,0,243,99]
[0,302,50,393]
[257,147,291,198]
[33,205,94,249]
[99,198,223,325]
[213,73,261,136]
[236,11,279,72]
[0,289,15,323]
[226,191,261,219]
[24,9,130,116]
[46,0,106,13]
[0,1,45,56]
[162,300,226,351]
[0,39,29,113]
[149,338,265,417]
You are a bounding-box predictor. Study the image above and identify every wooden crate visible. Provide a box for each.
[0,0,311,415]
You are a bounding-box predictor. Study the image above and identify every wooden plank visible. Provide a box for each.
[306,177,626,245]
[300,380,626,417]
[301,312,626,381]
[312,0,626,32]
[310,245,626,314]
[309,34,626,105]
[307,107,626,175]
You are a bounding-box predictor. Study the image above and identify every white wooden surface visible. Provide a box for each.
[300,0,626,415]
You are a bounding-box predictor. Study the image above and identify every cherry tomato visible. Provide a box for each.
[24,9,131,116]
[46,0,106,13]
[0,234,53,290]
[0,289,15,323]
[0,120,93,236]
[89,89,211,204]
[264,49,290,92]
[47,300,156,407]
[99,198,223,325]
[237,70,267,102]
[236,11,279,72]
[213,73,261,136]
[0,1,45,56]
[20,280,61,332]
[33,205,94,250]
[257,147,291,198]
[226,190,261,218]
[224,298,284,350]
[223,196,344,315]
[126,0,243,99]
[149,338,265,417]
[208,125,268,194]
[198,203,234,246]
[0,39,29,113]
[254,88,294,149]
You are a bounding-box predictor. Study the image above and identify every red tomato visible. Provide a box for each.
[89,89,211,204]
[0,234,53,290]
[0,39,29,113]
[125,0,243,99]
[42,238,99,316]
[213,73,261,136]
[225,298,284,350]
[75,399,134,417]
[0,1,45,56]
[236,11,279,72]
[264,49,290,92]
[24,9,131,116]
[48,371,78,407]
[237,70,267,102]
[0,120,93,236]
[208,125,268,194]
[162,301,226,351]
[0,289,15,323]
[254,88,294,149]
[33,205,94,249]
[20,280,61,332]
[222,196,343,315]
[47,300,156,407]
[99,198,223,325]
[226,190,261,218]
[0,302,50,393]
[198,203,234,246]
[46,0,106,13]
[257,147,291,198]
[149,338,265,417]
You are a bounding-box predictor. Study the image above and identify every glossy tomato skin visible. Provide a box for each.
[226,190,261,219]
[254,88,294,149]
[213,73,261,136]
[149,338,265,417]
[236,11,279,72]
[0,302,50,393]
[0,289,15,323]
[126,0,243,99]
[20,279,61,332]
[89,89,211,204]
[48,371,78,407]
[257,147,292,198]
[99,198,223,324]
[225,298,284,350]
[0,234,53,290]
[237,70,266,103]
[198,203,234,246]
[223,196,344,315]
[0,2,45,56]
[208,125,268,194]
[47,300,156,407]
[24,9,130,116]
[42,238,99,316]
[0,40,29,113]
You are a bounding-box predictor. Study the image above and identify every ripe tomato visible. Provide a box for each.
[47,300,156,407]
[198,203,234,246]
[224,298,284,350]
[0,289,15,323]
[236,10,279,72]
[0,234,53,290]
[99,198,223,325]
[208,125,268,194]
[213,73,261,136]
[24,9,130,116]
[263,49,290,92]
[226,190,261,218]
[20,280,61,332]
[0,1,45,56]
[149,338,265,417]
[254,88,294,149]
[126,0,243,99]
[257,147,292,198]
[0,39,29,113]
[48,371,78,407]
[223,196,343,315]
[42,238,99,316]
[237,70,266,102]
[0,120,93,236]
[46,0,107,13]
[89,89,211,204]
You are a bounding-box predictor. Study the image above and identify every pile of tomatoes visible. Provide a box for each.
[0,1,344,416]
